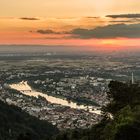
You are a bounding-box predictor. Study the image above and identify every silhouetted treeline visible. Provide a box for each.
[51,81,140,140]
[0,100,59,140]
[0,81,140,140]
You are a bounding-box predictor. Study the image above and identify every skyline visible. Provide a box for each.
[0,0,140,51]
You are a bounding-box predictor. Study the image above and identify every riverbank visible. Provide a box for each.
[9,81,101,115]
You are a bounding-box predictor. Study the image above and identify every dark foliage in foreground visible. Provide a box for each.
[0,81,140,140]
[51,81,140,140]
[0,100,59,140]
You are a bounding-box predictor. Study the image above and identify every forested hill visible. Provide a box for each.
[0,100,59,140]
[0,81,140,140]
[52,81,140,140]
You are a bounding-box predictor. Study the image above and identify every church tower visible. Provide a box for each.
[132,72,134,84]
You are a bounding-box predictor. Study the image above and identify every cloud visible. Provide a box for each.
[70,24,140,38]
[85,16,99,19]
[109,20,132,23]
[20,17,40,20]
[109,19,140,23]
[106,14,140,19]
[37,29,56,34]
[37,29,67,34]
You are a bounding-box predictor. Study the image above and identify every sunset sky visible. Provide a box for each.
[0,0,140,51]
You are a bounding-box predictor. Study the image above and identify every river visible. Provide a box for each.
[9,81,101,115]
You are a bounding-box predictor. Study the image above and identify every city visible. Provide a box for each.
[0,53,139,131]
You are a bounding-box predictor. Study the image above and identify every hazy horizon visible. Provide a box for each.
[0,0,140,52]
[0,45,139,57]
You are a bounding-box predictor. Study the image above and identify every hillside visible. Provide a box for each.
[0,81,140,140]
[0,100,59,140]
[52,81,140,140]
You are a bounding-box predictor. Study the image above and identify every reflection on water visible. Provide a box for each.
[9,81,101,115]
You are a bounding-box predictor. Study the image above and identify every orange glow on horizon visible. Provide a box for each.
[0,0,139,52]
[0,33,139,52]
